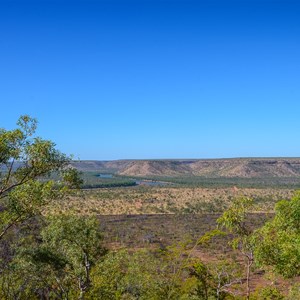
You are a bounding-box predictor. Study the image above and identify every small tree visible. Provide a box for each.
[190,232,242,300]
[41,215,107,299]
[217,197,255,300]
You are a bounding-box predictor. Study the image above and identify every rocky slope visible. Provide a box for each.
[72,158,300,178]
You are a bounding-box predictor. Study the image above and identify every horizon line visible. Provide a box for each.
[73,156,300,162]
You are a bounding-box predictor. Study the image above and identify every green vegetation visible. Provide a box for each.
[0,115,82,240]
[218,198,256,300]
[80,172,136,188]
[254,191,300,278]
[127,175,300,189]
[1,116,300,299]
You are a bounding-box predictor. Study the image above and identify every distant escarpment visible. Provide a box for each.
[72,158,300,178]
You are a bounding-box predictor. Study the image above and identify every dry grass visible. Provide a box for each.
[43,188,299,295]
[44,186,294,215]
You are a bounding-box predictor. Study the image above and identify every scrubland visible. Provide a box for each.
[45,186,293,215]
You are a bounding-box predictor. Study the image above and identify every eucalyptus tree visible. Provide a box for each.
[217,197,255,300]
[41,215,106,299]
[0,115,82,240]
[254,192,300,278]
[0,115,83,298]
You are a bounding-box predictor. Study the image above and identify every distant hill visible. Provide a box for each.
[71,158,300,178]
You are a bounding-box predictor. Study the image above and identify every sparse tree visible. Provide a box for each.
[217,197,255,300]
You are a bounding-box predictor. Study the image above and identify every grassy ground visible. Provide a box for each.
[98,213,298,295]
[45,185,294,215]
[98,213,267,248]
[44,185,299,295]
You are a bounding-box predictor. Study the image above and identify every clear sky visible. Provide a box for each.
[1,0,299,160]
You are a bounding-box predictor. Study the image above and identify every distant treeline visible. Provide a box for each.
[81,172,137,189]
[82,181,137,189]
[18,169,300,189]
[127,175,300,189]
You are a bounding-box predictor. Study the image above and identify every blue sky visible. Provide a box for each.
[1,0,300,160]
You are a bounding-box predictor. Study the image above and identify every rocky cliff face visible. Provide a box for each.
[72,158,300,178]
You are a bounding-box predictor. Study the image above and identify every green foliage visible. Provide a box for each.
[0,115,87,299]
[0,115,82,240]
[80,172,136,188]
[217,197,254,237]
[2,116,300,299]
[42,215,106,263]
[189,257,243,300]
[62,168,84,189]
[0,215,106,299]
[128,175,300,189]
[286,283,300,299]
[217,197,255,300]
[41,215,107,297]
[89,250,129,299]
[190,261,212,299]
[251,286,284,300]
[197,229,226,246]
[90,248,200,300]
[254,192,300,278]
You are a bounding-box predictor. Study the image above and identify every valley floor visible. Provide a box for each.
[46,186,293,215]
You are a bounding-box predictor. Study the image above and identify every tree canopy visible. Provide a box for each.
[0,115,82,240]
[254,192,300,278]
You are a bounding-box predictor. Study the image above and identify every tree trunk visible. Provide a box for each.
[78,278,84,300]
[246,252,253,300]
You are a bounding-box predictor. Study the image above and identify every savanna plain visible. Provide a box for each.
[2,118,300,299]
